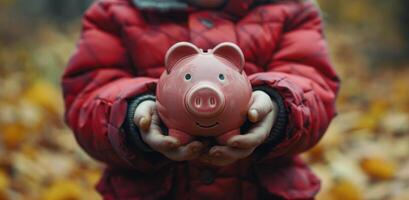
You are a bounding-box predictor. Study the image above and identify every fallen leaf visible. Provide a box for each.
[23,79,63,116]
[0,170,9,199]
[360,156,397,180]
[42,181,83,200]
[328,178,363,200]
[2,124,27,149]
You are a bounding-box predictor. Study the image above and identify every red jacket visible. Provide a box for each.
[62,0,339,199]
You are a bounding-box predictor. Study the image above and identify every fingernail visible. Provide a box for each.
[232,142,239,147]
[140,117,147,126]
[250,109,258,120]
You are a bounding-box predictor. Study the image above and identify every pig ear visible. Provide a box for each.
[165,42,200,73]
[212,42,245,73]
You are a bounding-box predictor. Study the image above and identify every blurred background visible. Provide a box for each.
[0,0,408,199]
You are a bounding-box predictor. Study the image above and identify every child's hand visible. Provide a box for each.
[199,91,278,166]
[134,100,204,161]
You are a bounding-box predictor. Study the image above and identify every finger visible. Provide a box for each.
[227,133,266,149]
[228,112,275,149]
[164,141,204,161]
[133,100,155,131]
[141,127,180,151]
[209,146,254,160]
[248,91,273,123]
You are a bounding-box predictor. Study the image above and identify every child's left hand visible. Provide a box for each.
[199,90,278,166]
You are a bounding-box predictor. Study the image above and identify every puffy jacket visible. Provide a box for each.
[62,0,340,199]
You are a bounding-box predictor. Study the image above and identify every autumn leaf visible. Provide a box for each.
[23,79,63,116]
[42,181,84,200]
[0,170,10,200]
[328,178,363,200]
[2,124,27,149]
[360,156,397,180]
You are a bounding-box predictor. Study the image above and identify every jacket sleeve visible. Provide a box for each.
[250,1,340,160]
[62,1,169,172]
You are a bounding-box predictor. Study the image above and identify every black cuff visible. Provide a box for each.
[123,94,156,153]
[252,86,288,156]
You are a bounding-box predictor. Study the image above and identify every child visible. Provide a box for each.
[62,0,339,199]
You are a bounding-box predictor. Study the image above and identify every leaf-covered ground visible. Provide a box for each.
[1,7,409,200]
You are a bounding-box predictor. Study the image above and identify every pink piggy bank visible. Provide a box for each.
[156,42,253,145]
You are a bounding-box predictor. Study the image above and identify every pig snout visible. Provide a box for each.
[185,84,225,118]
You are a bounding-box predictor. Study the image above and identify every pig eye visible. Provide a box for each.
[218,74,225,81]
[185,73,192,80]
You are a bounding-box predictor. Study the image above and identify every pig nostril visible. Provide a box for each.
[195,98,201,107]
[209,97,216,106]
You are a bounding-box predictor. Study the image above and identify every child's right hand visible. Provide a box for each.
[133,100,204,161]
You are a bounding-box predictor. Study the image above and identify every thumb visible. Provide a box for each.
[248,91,273,123]
[133,100,156,131]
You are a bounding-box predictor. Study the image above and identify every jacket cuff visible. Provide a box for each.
[123,94,156,153]
[252,86,288,156]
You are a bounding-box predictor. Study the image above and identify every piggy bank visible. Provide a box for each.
[156,42,253,145]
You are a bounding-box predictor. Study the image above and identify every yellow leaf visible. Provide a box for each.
[20,144,38,159]
[2,124,27,149]
[42,181,83,200]
[0,170,9,200]
[329,178,363,200]
[356,116,377,131]
[24,80,63,116]
[303,143,324,163]
[85,170,101,186]
[0,170,9,193]
[356,100,389,131]
[369,100,389,118]
[360,156,396,180]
